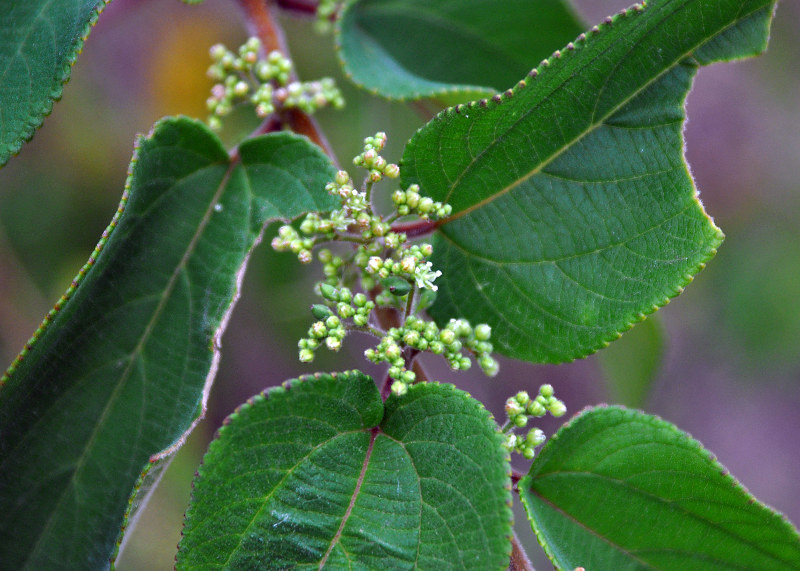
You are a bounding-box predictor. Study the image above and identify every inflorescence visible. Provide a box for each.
[502,385,566,458]
[272,132,494,396]
[205,37,344,130]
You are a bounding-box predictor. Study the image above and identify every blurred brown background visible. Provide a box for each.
[1,0,798,568]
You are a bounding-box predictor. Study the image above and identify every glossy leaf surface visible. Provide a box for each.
[178,372,512,570]
[336,0,583,100]
[401,0,775,363]
[520,406,800,570]
[0,117,337,568]
[0,0,108,166]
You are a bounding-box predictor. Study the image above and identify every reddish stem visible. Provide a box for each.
[390,218,440,239]
[508,532,535,571]
[236,0,286,53]
[275,0,319,16]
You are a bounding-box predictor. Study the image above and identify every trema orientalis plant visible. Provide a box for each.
[0,0,799,569]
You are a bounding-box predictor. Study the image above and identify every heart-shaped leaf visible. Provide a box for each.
[336,0,584,101]
[177,372,513,570]
[520,406,800,570]
[0,0,108,166]
[401,0,775,363]
[0,117,337,568]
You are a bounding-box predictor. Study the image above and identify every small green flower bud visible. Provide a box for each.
[526,428,546,446]
[514,415,528,428]
[325,336,342,351]
[439,329,456,345]
[335,170,350,186]
[549,400,567,417]
[353,293,367,307]
[385,342,402,361]
[504,433,518,451]
[353,314,368,327]
[403,331,420,346]
[401,370,416,383]
[539,384,554,398]
[311,304,333,320]
[299,348,314,362]
[527,401,547,417]
[515,391,530,405]
[310,321,327,338]
[522,447,536,460]
[320,283,338,301]
[475,324,492,341]
[391,381,408,397]
[384,164,400,178]
[429,340,444,354]
[325,316,341,329]
[336,303,353,318]
[505,399,524,417]
[383,276,411,297]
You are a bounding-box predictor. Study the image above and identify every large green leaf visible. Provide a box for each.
[401,0,775,363]
[0,117,337,569]
[519,406,800,570]
[336,0,584,101]
[177,372,513,570]
[0,0,108,166]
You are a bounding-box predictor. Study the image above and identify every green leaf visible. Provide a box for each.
[336,0,584,101]
[0,117,337,569]
[177,372,513,570]
[597,316,664,408]
[519,406,800,570]
[0,0,108,166]
[401,0,775,363]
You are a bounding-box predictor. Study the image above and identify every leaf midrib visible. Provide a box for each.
[318,427,379,568]
[24,155,234,566]
[527,466,798,567]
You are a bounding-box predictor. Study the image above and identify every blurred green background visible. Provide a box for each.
[1,0,798,568]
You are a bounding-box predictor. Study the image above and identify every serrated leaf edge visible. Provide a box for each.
[521,404,800,570]
[0,0,111,167]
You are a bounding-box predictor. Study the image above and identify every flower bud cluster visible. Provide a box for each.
[503,428,546,460]
[352,133,401,183]
[205,37,343,130]
[297,284,376,363]
[361,242,442,292]
[270,131,500,392]
[270,225,315,264]
[392,185,452,220]
[502,385,566,459]
[365,316,498,396]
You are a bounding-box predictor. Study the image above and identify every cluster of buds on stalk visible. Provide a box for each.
[271,132,498,397]
[502,385,565,458]
[205,37,343,130]
[297,284,375,362]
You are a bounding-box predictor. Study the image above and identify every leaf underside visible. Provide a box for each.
[401,0,775,363]
[0,117,337,568]
[520,406,800,570]
[177,372,513,570]
[0,0,108,166]
[336,0,584,101]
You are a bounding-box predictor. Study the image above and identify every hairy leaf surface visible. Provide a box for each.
[336,0,583,100]
[0,117,337,568]
[177,372,512,570]
[0,0,108,166]
[401,0,775,363]
[520,406,800,570]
